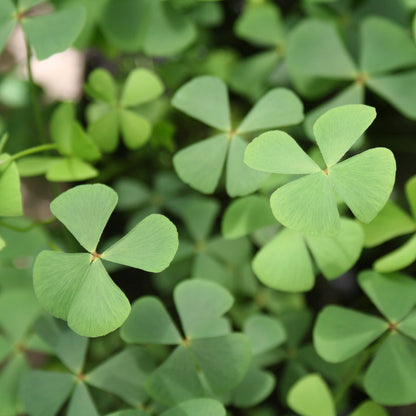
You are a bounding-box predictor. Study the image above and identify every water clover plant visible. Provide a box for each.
[361,175,416,273]
[0,0,86,60]
[33,183,178,337]
[172,75,304,196]
[21,315,155,416]
[120,279,252,405]
[85,68,164,152]
[244,104,396,236]
[314,270,416,405]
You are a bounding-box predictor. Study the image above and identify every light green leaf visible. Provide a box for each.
[143,0,197,56]
[287,374,335,416]
[50,102,74,155]
[67,259,130,337]
[146,345,205,405]
[17,156,61,177]
[88,110,119,153]
[71,122,101,162]
[34,315,88,373]
[374,234,416,273]
[22,5,86,60]
[67,383,99,416]
[87,347,155,406]
[0,154,23,216]
[103,214,178,272]
[0,1,15,54]
[304,84,365,139]
[226,135,269,197]
[244,314,286,355]
[106,411,148,416]
[173,134,229,194]
[190,333,251,393]
[174,279,233,339]
[406,175,416,219]
[350,401,388,416]
[120,297,182,345]
[270,172,340,236]
[306,218,364,280]
[398,309,416,340]
[361,201,415,247]
[237,88,304,133]
[20,370,75,416]
[314,305,387,362]
[244,130,320,174]
[231,365,275,408]
[121,68,164,107]
[221,195,276,239]
[367,70,416,120]
[252,228,314,292]
[329,148,396,223]
[85,68,116,104]
[360,17,416,75]
[161,399,226,416]
[46,157,98,182]
[119,109,152,149]
[51,184,117,252]
[358,270,416,322]
[172,76,230,131]
[364,333,416,405]
[286,19,356,79]
[313,104,376,166]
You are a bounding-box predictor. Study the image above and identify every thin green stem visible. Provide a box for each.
[4,143,57,164]
[0,217,56,232]
[25,37,47,143]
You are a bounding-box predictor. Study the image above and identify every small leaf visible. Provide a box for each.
[364,333,416,405]
[121,68,164,107]
[0,1,15,54]
[374,234,416,273]
[329,148,396,223]
[51,184,118,252]
[85,68,117,104]
[350,401,389,416]
[270,172,340,236]
[226,135,269,197]
[406,175,416,219]
[0,154,23,216]
[20,370,74,416]
[222,195,276,239]
[237,88,304,133]
[103,214,178,273]
[46,157,98,182]
[359,270,416,322]
[314,305,387,362]
[189,333,251,393]
[398,309,416,340]
[173,134,229,194]
[244,130,320,174]
[119,109,152,149]
[71,122,101,162]
[17,156,62,177]
[287,374,336,416]
[172,76,231,131]
[120,297,182,345]
[22,5,86,60]
[161,398,226,416]
[313,104,376,166]
[67,383,99,416]
[174,279,233,339]
[252,228,314,292]
[88,110,119,153]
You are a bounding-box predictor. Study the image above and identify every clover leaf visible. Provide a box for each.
[120,279,252,405]
[286,16,416,136]
[287,374,388,416]
[314,270,416,405]
[361,175,416,273]
[0,0,86,60]
[172,75,304,196]
[85,68,164,152]
[21,315,155,416]
[33,184,178,337]
[245,104,396,236]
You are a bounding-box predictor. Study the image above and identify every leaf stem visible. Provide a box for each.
[25,36,46,143]
[5,143,58,164]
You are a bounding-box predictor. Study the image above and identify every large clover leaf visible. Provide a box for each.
[314,270,416,405]
[245,104,396,236]
[172,75,304,196]
[0,0,85,60]
[361,175,416,273]
[120,279,252,405]
[33,184,178,337]
[85,68,164,152]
